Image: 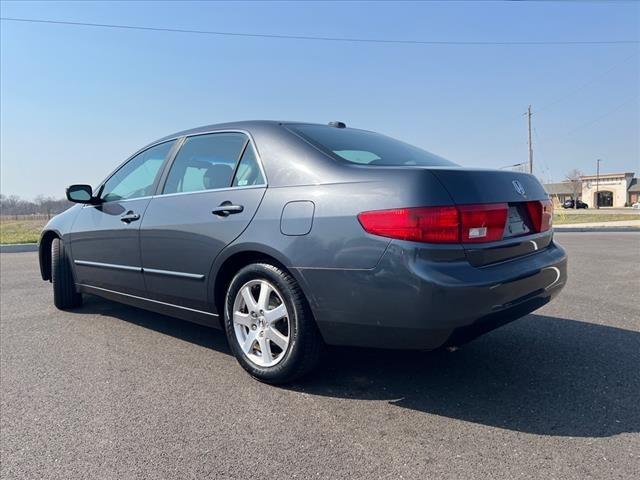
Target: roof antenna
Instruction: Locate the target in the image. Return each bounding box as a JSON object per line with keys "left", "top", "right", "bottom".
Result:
{"left": 328, "top": 121, "right": 346, "bottom": 128}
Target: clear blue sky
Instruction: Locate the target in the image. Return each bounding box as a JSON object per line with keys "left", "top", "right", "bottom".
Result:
{"left": 1, "top": 0, "right": 638, "bottom": 199}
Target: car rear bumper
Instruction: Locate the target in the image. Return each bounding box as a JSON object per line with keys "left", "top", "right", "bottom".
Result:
{"left": 297, "top": 238, "right": 567, "bottom": 349}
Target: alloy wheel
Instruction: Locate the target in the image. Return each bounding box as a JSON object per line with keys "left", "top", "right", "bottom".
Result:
{"left": 232, "top": 279, "right": 290, "bottom": 367}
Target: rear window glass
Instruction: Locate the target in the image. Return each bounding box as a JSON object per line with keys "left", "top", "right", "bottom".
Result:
{"left": 286, "top": 124, "right": 457, "bottom": 167}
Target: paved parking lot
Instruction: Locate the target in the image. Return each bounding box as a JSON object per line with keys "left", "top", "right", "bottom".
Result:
{"left": 1, "top": 233, "right": 639, "bottom": 479}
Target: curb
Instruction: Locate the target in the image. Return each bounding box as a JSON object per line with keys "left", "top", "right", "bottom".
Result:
{"left": 554, "top": 227, "right": 640, "bottom": 233}
{"left": 1, "top": 229, "right": 636, "bottom": 253}
{"left": 0, "top": 243, "right": 39, "bottom": 253}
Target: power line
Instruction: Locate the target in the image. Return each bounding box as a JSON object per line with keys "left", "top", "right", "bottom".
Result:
{"left": 523, "top": 95, "right": 638, "bottom": 181}
{"left": 563, "top": 96, "right": 639, "bottom": 137}
{"left": 535, "top": 52, "right": 639, "bottom": 114}
{"left": 1, "top": 16, "right": 639, "bottom": 46}
{"left": 532, "top": 126, "right": 554, "bottom": 183}
{"left": 503, "top": 52, "right": 638, "bottom": 129}
{"left": 533, "top": 97, "right": 638, "bottom": 145}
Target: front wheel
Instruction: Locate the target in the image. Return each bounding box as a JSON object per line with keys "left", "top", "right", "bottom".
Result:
{"left": 224, "top": 263, "right": 322, "bottom": 384}
{"left": 51, "top": 238, "right": 82, "bottom": 310}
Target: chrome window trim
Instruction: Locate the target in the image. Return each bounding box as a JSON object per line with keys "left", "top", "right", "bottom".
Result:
{"left": 87, "top": 129, "right": 267, "bottom": 208}
{"left": 157, "top": 129, "right": 268, "bottom": 196}
{"left": 152, "top": 184, "right": 266, "bottom": 200}
{"left": 78, "top": 284, "right": 219, "bottom": 317}
{"left": 81, "top": 195, "right": 155, "bottom": 208}
{"left": 82, "top": 183, "right": 267, "bottom": 205}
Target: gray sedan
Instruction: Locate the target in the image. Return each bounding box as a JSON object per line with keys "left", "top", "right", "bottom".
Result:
{"left": 39, "top": 121, "right": 567, "bottom": 383}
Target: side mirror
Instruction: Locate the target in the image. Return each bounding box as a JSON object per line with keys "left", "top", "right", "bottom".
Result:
{"left": 66, "top": 184, "right": 97, "bottom": 204}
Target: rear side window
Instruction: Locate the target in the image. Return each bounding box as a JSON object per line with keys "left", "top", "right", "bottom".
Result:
{"left": 286, "top": 124, "right": 457, "bottom": 167}
{"left": 233, "top": 144, "right": 265, "bottom": 187}
{"left": 163, "top": 133, "right": 247, "bottom": 194}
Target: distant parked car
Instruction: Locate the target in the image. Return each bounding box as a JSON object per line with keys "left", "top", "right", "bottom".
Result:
{"left": 563, "top": 199, "right": 588, "bottom": 209}
{"left": 632, "top": 202, "right": 640, "bottom": 209}
{"left": 38, "top": 121, "right": 567, "bottom": 383}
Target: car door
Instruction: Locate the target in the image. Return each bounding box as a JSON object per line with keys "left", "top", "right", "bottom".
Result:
{"left": 140, "top": 132, "right": 267, "bottom": 312}
{"left": 69, "top": 140, "right": 176, "bottom": 296}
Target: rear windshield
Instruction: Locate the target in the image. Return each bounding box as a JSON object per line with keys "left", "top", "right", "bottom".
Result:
{"left": 286, "top": 124, "right": 457, "bottom": 167}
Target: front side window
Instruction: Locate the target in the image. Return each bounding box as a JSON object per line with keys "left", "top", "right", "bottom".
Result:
{"left": 163, "top": 133, "right": 248, "bottom": 194}
{"left": 286, "top": 124, "right": 457, "bottom": 167}
{"left": 101, "top": 140, "right": 175, "bottom": 202}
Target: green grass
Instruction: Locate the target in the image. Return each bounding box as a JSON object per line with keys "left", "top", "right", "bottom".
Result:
{"left": 553, "top": 213, "right": 639, "bottom": 225}
{"left": 0, "top": 212, "right": 636, "bottom": 244}
{"left": 0, "top": 218, "right": 48, "bottom": 244}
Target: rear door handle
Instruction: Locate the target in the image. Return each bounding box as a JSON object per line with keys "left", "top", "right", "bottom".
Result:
{"left": 120, "top": 211, "right": 141, "bottom": 223}
{"left": 211, "top": 201, "right": 244, "bottom": 217}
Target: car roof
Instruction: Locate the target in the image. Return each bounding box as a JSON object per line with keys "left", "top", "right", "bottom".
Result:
{"left": 141, "top": 120, "right": 358, "bottom": 188}
{"left": 154, "top": 120, "right": 340, "bottom": 144}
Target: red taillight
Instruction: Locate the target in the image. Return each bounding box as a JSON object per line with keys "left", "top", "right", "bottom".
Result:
{"left": 541, "top": 199, "right": 554, "bottom": 231}
{"left": 357, "top": 206, "right": 460, "bottom": 243}
{"left": 357, "top": 203, "right": 508, "bottom": 244}
{"left": 526, "top": 199, "right": 553, "bottom": 233}
{"left": 458, "top": 203, "right": 508, "bottom": 243}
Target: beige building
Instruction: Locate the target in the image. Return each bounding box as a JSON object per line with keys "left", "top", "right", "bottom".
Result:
{"left": 544, "top": 172, "right": 638, "bottom": 208}
{"left": 580, "top": 172, "right": 635, "bottom": 208}
{"left": 544, "top": 182, "right": 576, "bottom": 206}
{"left": 629, "top": 179, "right": 640, "bottom": 205}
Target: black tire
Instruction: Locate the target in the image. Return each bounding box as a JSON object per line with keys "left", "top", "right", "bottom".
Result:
{"left": 51, "top": 237, "right": 82, "bottom": 310}
{"left": 224, "top": 262, "right": 323, "bottom": 384}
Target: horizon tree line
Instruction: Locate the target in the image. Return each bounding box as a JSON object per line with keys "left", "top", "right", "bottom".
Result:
{"left": 0, "top": 194, "right": 73, "bottom": 218}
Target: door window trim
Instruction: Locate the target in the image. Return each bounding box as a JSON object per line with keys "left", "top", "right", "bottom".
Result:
{"left": 155, "top": 129, "right": 268, "bottom": 198}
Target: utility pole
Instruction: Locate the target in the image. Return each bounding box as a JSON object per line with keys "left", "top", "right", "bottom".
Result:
{"left": 596, "top": 158, "right": 602, "bottom": 209}
{"left": 527, "top": 105, "right": 533, "bottom": 175}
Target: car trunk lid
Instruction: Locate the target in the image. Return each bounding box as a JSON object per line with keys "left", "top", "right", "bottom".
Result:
{"left": 429, "top": 167, "right": 549, "bottom": 204}
{"left": 429, "top": 167, "right": 553, "bottom": 266}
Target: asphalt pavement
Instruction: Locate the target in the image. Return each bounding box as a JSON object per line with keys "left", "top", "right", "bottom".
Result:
{"left": 1, "top": 233, "right": 639, "bottom": 479}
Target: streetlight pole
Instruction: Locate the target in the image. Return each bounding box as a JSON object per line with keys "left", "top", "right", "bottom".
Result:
{"left": 596, "top": 158, "right": 602, "bottom": 209}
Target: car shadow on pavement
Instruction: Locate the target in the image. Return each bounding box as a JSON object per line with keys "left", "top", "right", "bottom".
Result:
{"left": 77, "top": 295, "right": 232, "bottom": 353}
{"left": 292, "top": 314, "right": 640, "bottom": 438}
{"left": 76, "top": 296, "right": 638, "bottom": 438}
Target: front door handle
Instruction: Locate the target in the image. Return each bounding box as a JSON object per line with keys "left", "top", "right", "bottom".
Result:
{"left": 211, "top": 201, "right": 244, "bottom": 217}
{"left": 120, "top": 211, "right": 141, "bottom": 223}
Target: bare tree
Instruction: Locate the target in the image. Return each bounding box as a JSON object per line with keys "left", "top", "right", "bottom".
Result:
{"left": 564, "top": 169, "right": 584, "bottom": 209}
{"left": 1, "top": 194, "right": 72, "bottom": 218}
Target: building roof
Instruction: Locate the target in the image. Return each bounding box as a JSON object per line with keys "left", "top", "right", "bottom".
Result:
{"left": 629, "top": 178, "right": 640, "bottom": 192}
{"left": 580, "top": 172, "right": 634, "bottom": 180}
{"left": 544, "top": 182, "right": 574, "bottom": 195}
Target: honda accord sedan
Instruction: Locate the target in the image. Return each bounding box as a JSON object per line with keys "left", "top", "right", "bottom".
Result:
{"left": 39, "top": 121, "right": 567, "bottom": 383}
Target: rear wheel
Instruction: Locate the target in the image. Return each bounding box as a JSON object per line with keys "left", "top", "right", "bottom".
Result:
{"left": 51, "top": 238, "right": 82, "bottom": 309}
{"left": 224, "top": 262, "right": 322, "bottom": 384}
